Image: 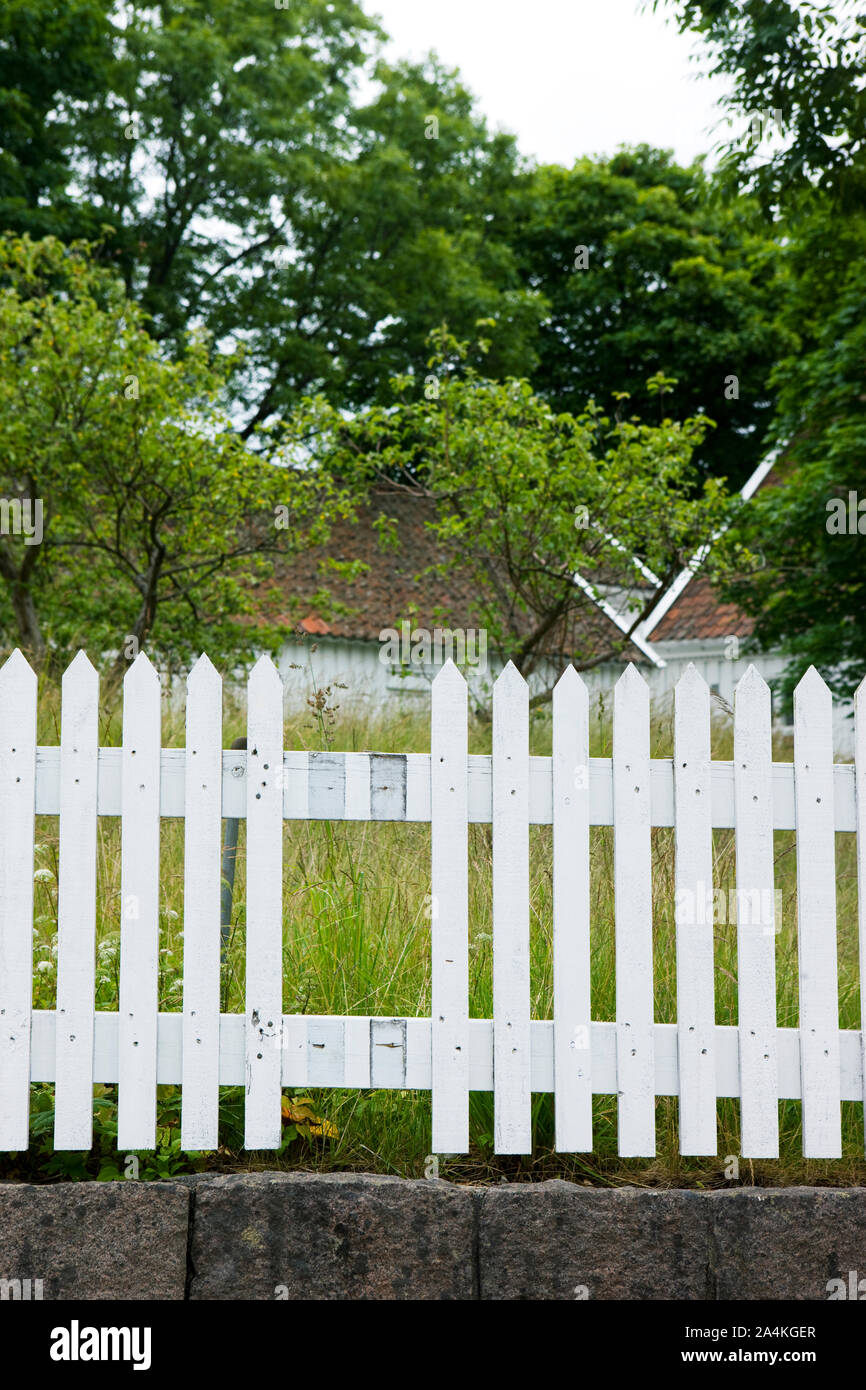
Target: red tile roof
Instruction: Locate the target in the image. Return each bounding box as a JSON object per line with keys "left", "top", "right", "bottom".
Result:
{"left": 265, "top": 486, "right": 648, "bottom": 665}
{"left": 649, "top": 574, "right": 755, "bottom": 641}
{"left": 645, "top": 459, "right": 786, "bottom": 642}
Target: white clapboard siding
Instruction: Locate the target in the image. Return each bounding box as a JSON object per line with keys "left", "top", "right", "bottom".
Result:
{"left": 54, "top": 652, "right": 99, "bottom": 1150}
{"left": 181, "top": 655, "right": 223, "bottom": 1150}
{"left": 244, "top": 656, "right": 284, "bottom": 1149}
{"left": 492, "top": 662, "right": 531, "bottom": 1153}
{"left": 613, "top": 665, "right": 655, "bottom": 1156}
{"left": 431, "top": 661, "right": 469, "bottom": 1154}
{"left": 856, "top": 677, "right": 866, "bottom": 1152}
{"left": 117, "top": 654, "right": 162, "bottom": 1150}
{"left": 793, "top": 667, "right": 841, "bottom": 1157}
{"left": 673, "top": 664, "right": 717, "bottom": 1155}
{"left": 733, "top": 666, "right": 779, "bottom": 1158}
{"left": 0, "top": 650, "right": 37, "bottom": 1150}
{"left": 552, "top": 666, "right": 592, "bottom": 1151}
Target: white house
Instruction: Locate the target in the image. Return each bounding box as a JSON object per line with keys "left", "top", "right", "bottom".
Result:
{"left": 269, "top": 484, "right": 649, "bottom": 715}
{"left": 268, "top": 455, "right": 855, "bottom": 751}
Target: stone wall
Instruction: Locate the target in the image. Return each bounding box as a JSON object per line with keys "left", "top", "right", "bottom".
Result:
{"left": 1, "top": 1174, "right": 864, "bottom": 1300}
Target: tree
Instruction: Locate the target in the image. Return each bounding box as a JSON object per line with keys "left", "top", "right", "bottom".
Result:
{"left": 655, "top": 0, "right": 866, "bottom": 690}
{"left": 227, "top": 56, "right": 547, "bottom": 433}
{"left": 0, "top": 0, "right": 115, "bottom": 241}
{"left": 0, "top": 2, "right": 543, "bottom": 425}
{"left": 649, "top": 0, "right": 866, "bottom": 208}
{"left": 509, "top": 146, "right": 785, "bottom": 486}
{"left": 0, "top": 234, "right": 357, "bottom": 675}
{"left": 285, "top": 330, "right": 735, "bottom": 699}
{"left": 710, "top": 239, "right": 866, "bottom": 701}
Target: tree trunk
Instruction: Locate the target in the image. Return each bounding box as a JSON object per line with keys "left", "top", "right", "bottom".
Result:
{"left": 9, "top": 580, "right": 46, "bottom": 665}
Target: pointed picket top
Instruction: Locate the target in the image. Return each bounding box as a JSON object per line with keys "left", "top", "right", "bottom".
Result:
{"left": 493, "top": 659, "right": 527, "bottom": 692}
{"left": 61, "top": 652, "right": 98, "bottom": 711}
{"left": 554, "top": 663, "right": 587, "bottom": 696}
{"left": 123, "top": 649, "right": 158, "bottom": 691}
{"left": 60, "top": 651, "right": 98, "bottom": 707}
{"left": 734, "top": 665, "right": 772, "bottom": 726}
{"left": 553, "top": 664, "right": 588, "bottom": 729}
{"left": 794, "top": 664, "right": 831, "bottom": 705}
{"left": 187, "top": 651, "right": 220, "bottom": 690}
{"left": 433, "top": 657, "right": 466, "bottom": 691}
{"left": 675, "top": 661, "right": 709, "bottom": 696}
{"left": 615, "top": 661, "right": 649, "bottom": 693}
{"left": 247, "top": 652, "right": 282, "bottom": 694}
{"left": 62, "top": 649, "right": 97, "bottom": 680}
{"left": 614, "top": 663, "right": 649, "bottom": 722}
{"left": 735, "top": 663, "right": 769, "bottom": 696}
{"left": 0, "top": 647, "right": 36, "bottom": 690}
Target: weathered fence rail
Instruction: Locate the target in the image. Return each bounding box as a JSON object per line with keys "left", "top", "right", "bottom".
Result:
{"left": 1, "top": 649, "right": 865, "bottom": 1160}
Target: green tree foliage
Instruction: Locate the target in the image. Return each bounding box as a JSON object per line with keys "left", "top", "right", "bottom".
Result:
{"left": 287, "top": 330, "right": 734, "bottom": 695}
{"left": 0, "top": 235, "right": 357, "bottom": 673}
{"left": 712, "top": 234, "right": 866, "bottom": 700}
{"left": 0, "top": 0, "right": 115, "bottom": 240}
{"left": 509, "top": 146, "right": 785, "bottom": 485}
{"left": 228, "top": 56, "right": 546, "bottom": 433}
{"left": 0, "top": 2, "right": 784, "bottom": 475}
{"left": 650, "top": 0, "right": 866, "bottom": 207}
{"left": 0, "top": 1, "right": 542, "bottom": 427}
{"left": 657, "top": 1, "right": 866, "bottom": 686}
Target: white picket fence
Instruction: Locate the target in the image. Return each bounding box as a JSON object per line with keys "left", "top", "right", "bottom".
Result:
{"left": 1, "top": 648, "right": 865, "bottom": 1159}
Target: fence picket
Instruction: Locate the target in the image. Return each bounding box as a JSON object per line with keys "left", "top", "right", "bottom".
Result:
{"left": 0, "top": 648, "right": 861, "bottom": 1161}
{"left": 613, "top": 664, "right": 655, "bottom": 1156}
{"left": 552, "top": 666, "right": 592, "bottom": 1151}
{"left": 181, "top": 655, "right": 223, "bottom": 1149}
{"left": 794, "top": 667, "right": 841, "bottom": 1157}
{"left": 54, "top": 652, "right": 99, "bottom": 1150}
{"left": 244, "top": 655, "right": 284, "bottom": 1149}
{"left": 431, "top": 661, "right": 469, "bottom": 1154}
{"left": 0, "top": 650, "right": 37, "bottom": 1150}
{"left": 674, "top": 664, "right": 717, "bottom": 1155}
{"left": 492, "top": 662, "right": 531, "bottom": 1153}
{"left": 117, "top": 654, "right": 161, "bottom": 1151}
{"left": 733, "top": 665, "right": 779, "bottom": 1157}
{"left": 856, "top": 678, "right": 866, "bottom": 1152}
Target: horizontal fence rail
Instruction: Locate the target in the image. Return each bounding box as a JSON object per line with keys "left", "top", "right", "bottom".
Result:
{"left": 24, "top": 751, "right": 860, "bottom": 829}
{"left": 1, "top": 648, "right": 865, "bottom": 1161}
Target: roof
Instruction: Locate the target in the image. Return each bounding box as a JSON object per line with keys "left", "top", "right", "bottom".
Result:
{"left": 266, "top": 486, "right": 649, "bottom": 665}
{"left": 649, "top": 573, "right": 756, "bottom": 641}
{"left": 638, "top": 450, "right": 787, "bottom": 646}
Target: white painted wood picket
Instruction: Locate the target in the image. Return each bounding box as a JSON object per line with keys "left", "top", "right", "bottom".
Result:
{"left": 1, "top": 648, "right": 865, "bottom": 1160}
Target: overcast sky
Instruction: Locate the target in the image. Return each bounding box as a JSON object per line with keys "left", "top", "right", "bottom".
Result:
{"left": 368, "top": 0, "right": 733, "bottom": 167}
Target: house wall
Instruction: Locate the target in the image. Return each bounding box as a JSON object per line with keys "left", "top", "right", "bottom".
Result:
{"left": 649, "top": 638, "right": 855, "bottom": 756}
{"left": 277, "top": 634, "right": 856, "bottom": 755}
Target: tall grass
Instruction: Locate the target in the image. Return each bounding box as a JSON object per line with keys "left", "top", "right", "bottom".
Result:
{"left": 9, "top": 667, "right": 865, "bottom": 1187}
